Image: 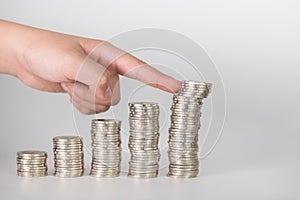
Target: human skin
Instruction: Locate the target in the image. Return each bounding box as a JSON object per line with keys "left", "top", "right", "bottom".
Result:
{"left": 0, "top": 20, "right": 181, "bottom": 114}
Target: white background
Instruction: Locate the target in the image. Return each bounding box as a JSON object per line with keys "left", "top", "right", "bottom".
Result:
{"left": 0, "top": 0, "right": 299, "bottom": 199}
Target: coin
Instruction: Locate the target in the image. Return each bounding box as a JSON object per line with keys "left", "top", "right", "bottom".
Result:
{"left": 90, "top": 119, "right": 121, "bottom": 178}
{"left": 127, "top": 102, "right": 160, "bottom": 178}
{"left": 53, "top": 136, "right": 84, "bottom": 178}
{"left": 168, "top": 81, "right": 211, "bottom": 178}
{"left": 16, "top": 150, "right": 48, "bottom": 177}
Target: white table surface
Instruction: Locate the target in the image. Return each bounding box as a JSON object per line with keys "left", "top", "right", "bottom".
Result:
{"left": 0, "top": 156, "right": 297, "bottom": 200}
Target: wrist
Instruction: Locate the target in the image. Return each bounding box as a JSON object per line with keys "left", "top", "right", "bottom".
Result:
{"left": 0, "top": 20, "right": 32, "bottom": 77}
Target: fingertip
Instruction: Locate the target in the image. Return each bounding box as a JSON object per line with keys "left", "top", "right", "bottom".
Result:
{"left": 171, "top": 79, "right": 182, "bottom": 93}
{"left": 148, "top": 78, "right": 182, "bottom": 94}
{"left": 160, "top": 77, "right": 182, "bottom": 94}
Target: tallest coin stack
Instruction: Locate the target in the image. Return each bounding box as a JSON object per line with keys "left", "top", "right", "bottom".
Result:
{"left": 168, "top": 81, "right": 212, "bottom": 178}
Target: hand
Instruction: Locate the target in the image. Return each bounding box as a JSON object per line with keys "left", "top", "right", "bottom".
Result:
{"left": 0, "top": 20, "right": 181, "bottom": 114}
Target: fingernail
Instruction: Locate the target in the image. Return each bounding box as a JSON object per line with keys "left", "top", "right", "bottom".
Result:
{"left": 174, "top": 80, "right": 182, "bottom": 93}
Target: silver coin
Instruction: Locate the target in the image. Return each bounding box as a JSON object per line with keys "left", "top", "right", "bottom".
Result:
{"left": 91, "top": 167, "right": 120, "bottom": 172}
{"left": 168, "top": 81, "right": 211, "bottom": 176}
{"left": 53, "top": 135, "right": 84, "bottom": 177}
{"left": 92, "top": 162, "right": 120, "bottom": 166}
{"left": 54, "top": 172, "right": 83, "bottom": 178}
{"left": 128, "top": 102, "right": 160, "bottom": 178}
{"left": 53, "top": 135, "right": 82, "bottom": 141}
{"left": 128, "top": 173, "right": 158, "bottom": 179}
{"left": 90, "top": 118, "right": 122, "bottom": 178}
{"left": 17, "top": 164, "right": 47, "bottom": 169}
{"left": 92, "top": 162, "right": 120, "bottom": 167}
{"left": 167, "top": 173, "right": 198, "bottom": 178}
{"left": 129, "top": 102, "right": 159, "bottom": 106}
{"left": 17, "top": 157, "right": 46, "bottom": 162}
{"left": 16, "top": 150, "right": 48, "bottom": 177}
{"left": 17, "top": 150, "right": 47, "bottom": 157}
{"left": 17, "top": 172, "right": 48, "bottom": 177}
{"left": 92, "top": 118, "right": 121, "bottom": 124}
{"left": 90, "top": 172, "right": 120, "bottom": 178}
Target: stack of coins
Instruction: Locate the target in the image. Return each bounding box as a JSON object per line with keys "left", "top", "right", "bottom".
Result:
{"left": 128, "top": 102, "right": 160, "bottom": 178}
{"left": 168, "top": 81, "right": 212, "bottom": 178}
{"left": 90, "top": 119, "right": 122, "bottom": 178}
{"left": 53, "top": 136, "right": 84, "bottom": 177}
{"left": 16, "top": 151, "right": 48, "bottom": 177}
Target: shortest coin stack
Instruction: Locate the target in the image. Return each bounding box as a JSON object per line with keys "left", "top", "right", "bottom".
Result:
{"left": 90, "top": 119, "right": 122, "bottom": 178}
{"left": 53, "top": 136, "right": 84, "bottom": 178}
{"left": 16, "top": 151, "right": 48, "bottom": 177}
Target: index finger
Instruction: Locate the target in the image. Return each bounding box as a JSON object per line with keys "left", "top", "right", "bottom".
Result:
{"left": 85, "top": 41, "right": 182, "bottom": 93}
{"left": 114, "top": 53, "right": 182, "bottom": 93}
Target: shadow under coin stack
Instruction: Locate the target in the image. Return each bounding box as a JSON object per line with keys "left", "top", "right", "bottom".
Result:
{"left": 53, "top": 136, "right": 84, "bottom": 177}
{"left": 90, "top": 119, "right": 121, "bottom": 177}
{"left": 128, "top": 102, "right": 160, "bottom": 178}
{"left": 16, "top": 151, "right": 48, "bottom": 177}
{"left": 168, "top": 81, "right": 212, "bottom": 178}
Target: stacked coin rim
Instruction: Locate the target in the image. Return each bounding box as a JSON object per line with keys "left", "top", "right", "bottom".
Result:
{"left": 53, "top": 136, "right": 84, "bottom": 178}
{"left": 90, "top": 119, "right": 122, "bottom": 178}
{"left": 16, "top": 150, "right": 48, "bottom": 177}
{"left": 128, "top": 102, "right": 160, "bottom": 178}
{"left": 168, "top": 81, "right": 211, "bottom": 178}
